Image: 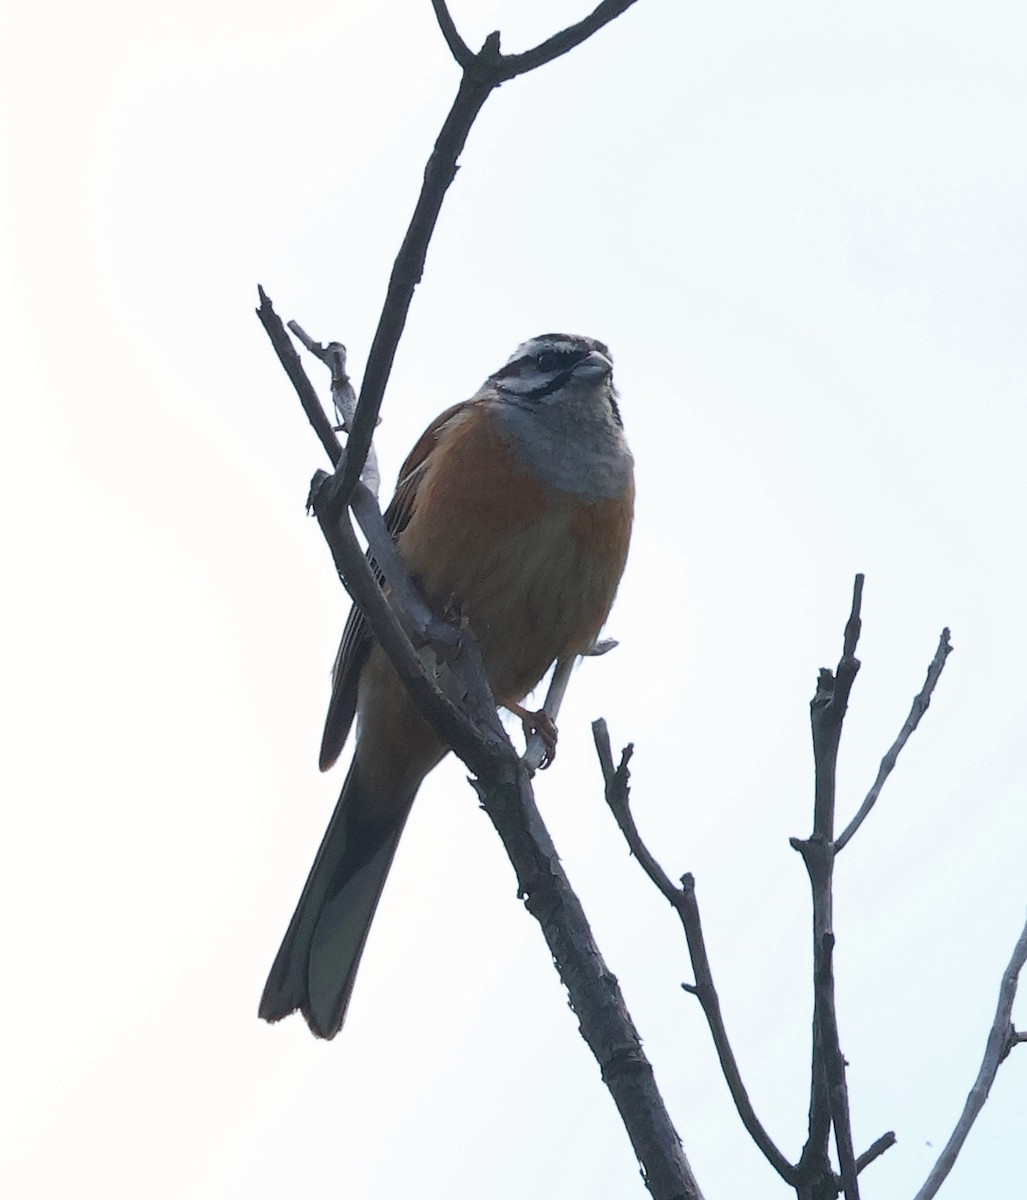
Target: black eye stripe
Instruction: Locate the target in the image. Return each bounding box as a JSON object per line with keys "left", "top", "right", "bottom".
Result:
{"left": 493, "top": 348, "right": 584, "bottom": 381}
{"left": 535, "top": 348, "right": 587, "bottom": 372}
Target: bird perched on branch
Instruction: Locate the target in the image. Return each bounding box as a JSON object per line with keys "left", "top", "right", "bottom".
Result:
{"left": 259, "top": 332, "right": 635, "bottom": 1039}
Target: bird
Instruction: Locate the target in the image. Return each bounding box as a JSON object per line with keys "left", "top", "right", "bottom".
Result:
{"left": 259, "top": 332, "right": 635, "bottom": 1039}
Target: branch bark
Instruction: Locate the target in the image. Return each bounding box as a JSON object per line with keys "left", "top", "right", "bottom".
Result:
{"left": 913, "top": 914, "right": 1027, "bottom": 1200}
{"left": 429, "top": 0, "right": 476, "bottom": 70}
{"left": 256, "top": 286, "right": 342, "bottom": 467}
{"left": 593, "top": 720, "right": 797, "bottom": 1188}
{"left": 791, "top": 575, "right": 864, "bottom": 1199}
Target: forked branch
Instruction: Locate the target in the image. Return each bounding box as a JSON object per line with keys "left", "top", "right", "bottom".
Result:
{"left": 593, "top": 716, "right": 898, "bottom": 1198}
{"left": 592, "top": 578, "right": 998, "bottom": 1197}
{"left": 341, "top": 0, "right": 642, "bottom": 505}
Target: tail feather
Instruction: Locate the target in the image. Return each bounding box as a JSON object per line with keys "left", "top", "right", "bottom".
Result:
{"left": 259, "top": 761, "right": 414, "bottom": 1039}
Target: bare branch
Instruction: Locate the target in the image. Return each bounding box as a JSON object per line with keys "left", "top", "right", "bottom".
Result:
{"left": 835, "top": 628, "right": 953, "bottom": 851}
{"left": 812, "top": 573, "right": 864, "bottom": 838}
{"left": 349, "top": 478, "right": 462, "bottom": 659}
{"left": 855, "top": 1130, "right": 897, "bottom": 1174}
{"left": 793, "top": 574, "right": 865, "bottom": 1187}
{"left": 430, "top": 0, "right": 477, "bottom": 69}
{"left": 339, "top": 0, "right": 643, "bottom": 505}
{"left": 307, "top": 471, "right": 507, "bottom": 770}
{"left": 259, "top": 291, "right": 502, "bottom": 765}
{"left": 475, "top": 754, "right": 705, "bottom": 1200}
{"left": 256, "top": 287, "right": 342, "bottom": 468}
{"left": 497, "top": 0, "right": 642, "bottom": 80}
{"left": 256, "top": 298, "right": 435, "bottom": 656}
{"left": 816, "top": 933, "right": 860, "bottom": 1200}
{"left": 593, "top": 720, "right": 797, "bottom": 1187}
{"left": 287, "top": 321, "right": 382, "bottom": 498}
{"left": 914, "top": 913, "right": 1027, "bottom": 1200}
{"left": 841, "top": 574, "right": 863, "bottom": 661}
{"left": 338, "top": 73, "right": 496, "bottom": 503}
{"left": 593, "top": 720, "right": 667, "bottom": 897}
{"left": 284, "top": 319, "right": 327, "bottom": 359}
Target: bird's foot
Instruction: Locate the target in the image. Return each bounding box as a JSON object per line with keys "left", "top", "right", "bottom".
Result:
{"left": 507, "top": 703, "right": 558, "bottom": 769}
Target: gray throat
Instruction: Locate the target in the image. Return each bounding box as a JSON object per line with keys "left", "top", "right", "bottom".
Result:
{"left": 492, "top": 386, "right": 633, "bottom": 502}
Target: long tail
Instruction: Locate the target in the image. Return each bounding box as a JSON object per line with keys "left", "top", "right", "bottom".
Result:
{"left": 259, "top": 759, "right": 416, "bottom": 1039}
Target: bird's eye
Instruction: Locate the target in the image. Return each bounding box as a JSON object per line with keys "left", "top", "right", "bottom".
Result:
{"left": 535, "top": 348, "right": 578, "bottom": 373}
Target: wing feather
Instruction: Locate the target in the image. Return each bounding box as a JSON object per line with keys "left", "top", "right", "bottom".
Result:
{"left": 317, "top": 400, "right": 471, "bottom": 771}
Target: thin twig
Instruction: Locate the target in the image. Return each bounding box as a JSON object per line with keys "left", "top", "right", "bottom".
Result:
{"left": 841, "top": 575, "right": 863, "bottom": 662}
{"left": 593, "top": 720, "right": 797, "bottom": 1187}
{"left": 855, "top": 1131, "right": 897, "bottom": 1174}
{"left": 429, "top": 0, "right": 476, "bottom": 69}
{"left": 259, "top": 293, "right": 473, "bottom": 731}
{"left": 338, "top": 0, "right": 642, "bottom": 506}
{"left": 256, "top": 286, "right": 342, "bottom": 467}
{"left": 497, "top": 0, "right": 642, "bottom": 79}
{"left": 338, "top": 71, "right": 495, "bottom": 504}
{"left": 835, "top": 628, "right": 953, "bottom": 851}
{"left": 913, "top": 913, "right": 1027, "bottom": 1200}
{"left": 258, "top": 296, "right": 458, "bottom": 667}
{"left": 288, "top": 321, "right": 382, "bottom": 498}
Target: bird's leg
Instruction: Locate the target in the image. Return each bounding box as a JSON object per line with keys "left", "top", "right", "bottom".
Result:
{"left": 506, "top": 702, "right": 559, "bottom": 769}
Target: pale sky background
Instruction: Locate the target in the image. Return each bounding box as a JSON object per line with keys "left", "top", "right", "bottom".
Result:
{"left": 2, "top": 1, "right": 1026, "bottom": 1197}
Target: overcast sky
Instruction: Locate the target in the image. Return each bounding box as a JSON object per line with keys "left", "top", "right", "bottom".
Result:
{"left": 3, "top": 1, "right": 1026, "bottom": 1197}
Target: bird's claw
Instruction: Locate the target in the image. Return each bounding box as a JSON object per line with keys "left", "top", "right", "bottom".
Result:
{"left": 508, "top": 703, "right": 559, "bottom": 769}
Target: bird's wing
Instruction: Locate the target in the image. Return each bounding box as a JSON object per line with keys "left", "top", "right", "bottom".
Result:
{"left": 317, "top": 400, "right": 471, "bottom": 771}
